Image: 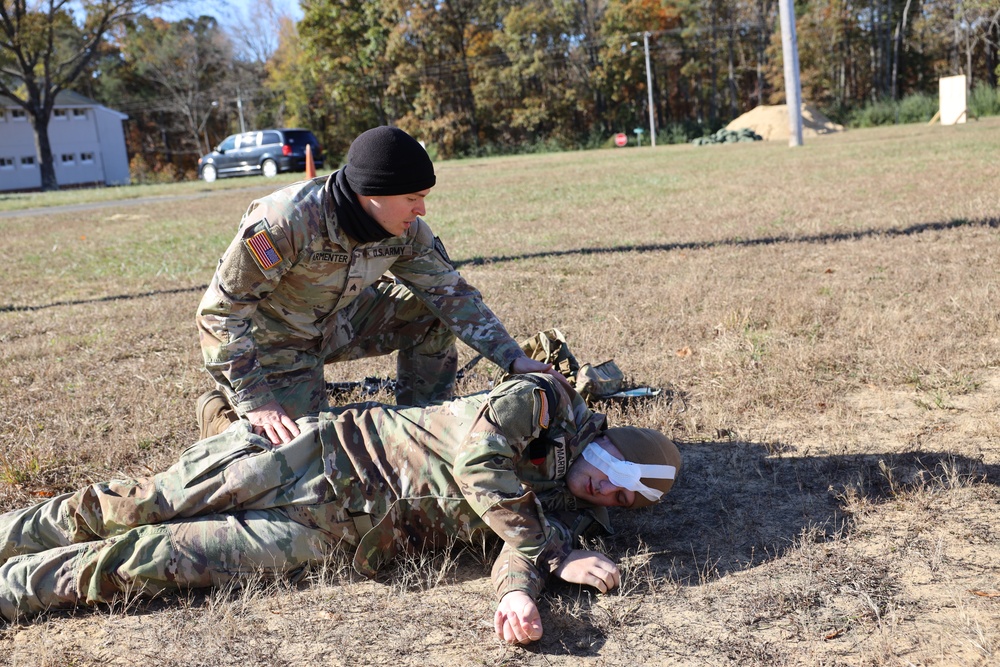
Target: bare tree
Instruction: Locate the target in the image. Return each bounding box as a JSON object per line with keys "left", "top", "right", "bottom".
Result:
{"left": 124, "top": 15, "right": 233, "bottom": 156}
{"left": 233, "top": 0, "right": 282, "bottom": 63}
{"left": 227, "top": 0, "right": 294, "bottom": 133}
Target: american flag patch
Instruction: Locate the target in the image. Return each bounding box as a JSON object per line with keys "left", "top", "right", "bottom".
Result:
{"left": 245, "top": 229, "right": 282, "bottom": 270}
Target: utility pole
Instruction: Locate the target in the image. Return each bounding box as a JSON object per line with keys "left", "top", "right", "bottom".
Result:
{"left": 777, "top": 0, "right": 804, "bottom": 146}
{"left": 643, "top": 31, "right": 656, "bottom": 147}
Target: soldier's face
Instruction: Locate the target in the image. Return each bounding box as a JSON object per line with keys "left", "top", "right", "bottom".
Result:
{"left": 358, "top": 189, "right": 431, "bottom": 237}
{"left": 565, "top": 437, "right": 637, "bottom": 508}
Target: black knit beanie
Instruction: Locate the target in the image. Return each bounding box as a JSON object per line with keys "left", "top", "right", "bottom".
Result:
{"left": 344, "top": 126, "right": 436, "bottom": 196}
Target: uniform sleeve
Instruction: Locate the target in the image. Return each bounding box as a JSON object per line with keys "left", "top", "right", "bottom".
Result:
{"left": 452, "top": 375, "right": 577, "bottom": 585}
{"left": 388, "top": 219, "right": 523, "bottom": 371}
{"left": 195, "top": 203, "right": 296, "bottom": 412}
{"left": 490, "top": 515, "right": 574, "bottom": 601}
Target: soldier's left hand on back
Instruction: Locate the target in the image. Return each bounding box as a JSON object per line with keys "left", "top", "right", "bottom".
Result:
{"left": 245, "top": 401, "right": 301, "bottom": 446}
{"left": 553, "top": 550, "right": 621, "bottom": 593}
{"left": 509, "top": 356, "right": 573, "bottom": 390}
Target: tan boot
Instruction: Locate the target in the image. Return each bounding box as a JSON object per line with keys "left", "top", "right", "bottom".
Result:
{"left": 196, "top": 390, "right": 239, "bottom": 440}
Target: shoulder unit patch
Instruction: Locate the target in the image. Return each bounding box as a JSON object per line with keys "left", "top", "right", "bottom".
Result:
{"left": 245, "top": 228, "right": 282, "bottom": 270}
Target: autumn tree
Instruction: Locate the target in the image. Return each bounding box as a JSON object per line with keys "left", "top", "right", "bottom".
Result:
{"left": 387, "top": 0, "right": 506, "bottom": 156}
{"left": 597, "top": 1, "right": 692, "bottom": 131}
{"left": 474, "top": 1, "right": 581, "bottom": 148}
{"left": 281, "top": 0, "right": 397, "bottom": 160}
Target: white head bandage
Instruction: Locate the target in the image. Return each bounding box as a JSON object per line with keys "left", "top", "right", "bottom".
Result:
{"left": 582, "top": 442, "right": 677, "bottom": 502}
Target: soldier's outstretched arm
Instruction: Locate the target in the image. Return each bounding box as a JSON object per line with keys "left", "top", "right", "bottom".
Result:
{"left": 454, "top": 375, "right": 581, "bottom": 570}
{"left": 489, "top": 544, "right": 620, "bottom": 644}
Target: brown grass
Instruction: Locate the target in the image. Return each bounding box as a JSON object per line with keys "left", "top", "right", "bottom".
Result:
{"left": 2, "top": 119, "right": 1000, "bottom": 665}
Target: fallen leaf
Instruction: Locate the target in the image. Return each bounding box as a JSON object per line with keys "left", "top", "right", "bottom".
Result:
{"left": 969, "top": 589, "right": 1000, "bottom": 598}
{"left": 824, "top": 628, "right": 843, "bottom": 640}
{"left": 675, "top": 346, "right": 692, "bottom": 358}
{"left": 824, "top": 268, "right": 834, "bottom": 273}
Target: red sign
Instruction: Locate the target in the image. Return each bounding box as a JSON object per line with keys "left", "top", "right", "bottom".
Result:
{"left": 614, "top": 133, "right": 628, "bottom": 147}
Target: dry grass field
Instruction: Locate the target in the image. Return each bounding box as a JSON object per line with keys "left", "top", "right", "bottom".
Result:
{"left": 1, "top": 119, "right": 999, "bottom": 666}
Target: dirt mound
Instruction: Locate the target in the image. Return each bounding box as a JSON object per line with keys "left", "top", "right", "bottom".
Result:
{"left": 726, "top": 103, "right": 844, "bottom": 141}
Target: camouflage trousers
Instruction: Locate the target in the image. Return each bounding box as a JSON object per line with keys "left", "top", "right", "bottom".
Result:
{"left": 257, "top": 281, "right": 459, "bottom": 421}
{"left": 0, "top": 422, "right": 357, "bottom": 621}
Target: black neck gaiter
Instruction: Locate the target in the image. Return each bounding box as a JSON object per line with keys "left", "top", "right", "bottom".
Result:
{"left": 330, "top": 169, "right": 393, "bottom": 244}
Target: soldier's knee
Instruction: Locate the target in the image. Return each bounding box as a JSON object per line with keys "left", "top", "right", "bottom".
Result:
{"left": 408, "top": 322, "right": 456, "bottom": 355}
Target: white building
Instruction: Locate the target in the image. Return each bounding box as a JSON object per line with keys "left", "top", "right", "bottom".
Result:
{"left": 0, "top": 90, "right": 130, "bottom": 192}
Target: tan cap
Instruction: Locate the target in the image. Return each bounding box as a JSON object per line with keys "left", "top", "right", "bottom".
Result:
{"left": 603, "top": 427, "right": 682, "bottom": 508}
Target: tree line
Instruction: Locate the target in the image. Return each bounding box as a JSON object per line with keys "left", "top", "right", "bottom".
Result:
{"left": 3, "top": 0, "right": 999, "bottom": 188}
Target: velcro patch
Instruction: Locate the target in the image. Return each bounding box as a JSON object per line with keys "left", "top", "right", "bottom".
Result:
{"left": 433, "top": 236, "right": 453, "bottom": 265}
{"left": 245, "top": 229, "right": 282, "bottom": 270}
{"left": 311, "top": 251, "right": 350, "bottom": 263}
{"left": 363, "top": 244, "right": 412, "bottom": 259}
{"left": 536, "top": 389, "right": 550, "bottom": 430}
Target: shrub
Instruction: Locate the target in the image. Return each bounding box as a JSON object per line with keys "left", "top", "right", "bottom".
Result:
{"left": 969, "top": 82, "right": 1000, "bottom": 118}
{"left": 129, "top": 153, "right": 154, "bottom": 184}
{"left": 658, "top": 119, "right": 716, "bottom": 145}
{"left": 129, "top": 153, "right": 183, "bottom": 184}
{"left": 849, "top": 99, "right": 897, "bottom": 128}
{"left": 897, "top": 92, "right": 937, "bottom": 123}
{"left": 846, "top": 85, "right": 1000, "bottom": 129}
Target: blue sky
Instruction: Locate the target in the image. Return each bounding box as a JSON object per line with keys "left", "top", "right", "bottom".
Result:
{"left": 158, "top": 0, "right": 303, "bottom": 26}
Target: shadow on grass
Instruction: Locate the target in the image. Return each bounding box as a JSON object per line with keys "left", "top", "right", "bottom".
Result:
{"left": 611, "top": 440, "right": 999, "bottom": 583}
{"left": 4, "top": 215, "right": 996, "bottom": 313}
{"left": 525, "top": 442, "right": 999, "bottom": 657}
{"left": 0, "top": 284, "right": 210, "bottom": 313}
{"left": 455, "top": 215, "right": 1000, "bottom": 268}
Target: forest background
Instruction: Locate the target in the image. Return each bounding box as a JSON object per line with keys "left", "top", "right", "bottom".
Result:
{"left": 5, "top": 0, "right": 1000, "bottom": 182}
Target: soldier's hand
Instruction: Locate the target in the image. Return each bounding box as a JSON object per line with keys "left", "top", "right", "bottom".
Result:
{"left": 553, "top": 550, "right": 620, "bottom": 593}
{"left": 495, "top": 591, "right": 543, "bottom": 644}
{"left": 509, "top": 355, "right": 573, "bottom": 391}
{"left": 246, "top": 401, "right": 300, "bottom": 446}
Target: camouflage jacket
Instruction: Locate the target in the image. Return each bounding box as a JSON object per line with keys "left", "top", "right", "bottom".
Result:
{"left": 197, "top": 173, "right": 524, "bottom": 413}
{"left": 310, "top": 373, "right": 610, "bottom": 601}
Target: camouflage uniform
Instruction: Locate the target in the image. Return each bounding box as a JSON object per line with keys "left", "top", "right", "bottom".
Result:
{"left": 196, "top": 173, "right": 524, "bottom": 416}
{"left": 0, "top": 374, "right": 612, "bottom": 621}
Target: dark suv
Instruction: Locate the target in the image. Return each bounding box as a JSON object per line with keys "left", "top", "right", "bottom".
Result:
{"left": 198, "top": 129, "right": 323, "bottom": 182}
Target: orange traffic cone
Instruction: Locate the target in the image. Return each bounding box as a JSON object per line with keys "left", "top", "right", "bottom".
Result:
{"left": 305, "top": 144, "right": 316, "bottom": 179}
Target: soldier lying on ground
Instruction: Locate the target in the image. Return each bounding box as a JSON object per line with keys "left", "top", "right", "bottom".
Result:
{"left": 0, "top": 374, "right": 680, "bottom": 644}
{"left": 197, "top": 125, "right": 565, "bottom": 446}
